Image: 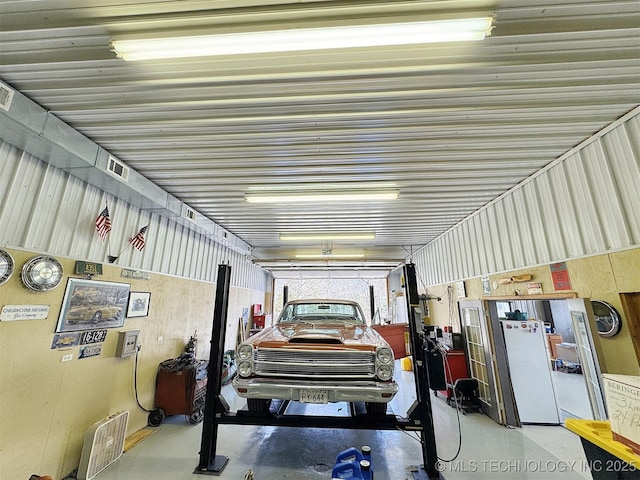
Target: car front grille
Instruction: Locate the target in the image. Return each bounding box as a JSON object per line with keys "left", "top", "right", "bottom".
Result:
{"left": 254, "top": 348, "right": 376, "bottom": 378}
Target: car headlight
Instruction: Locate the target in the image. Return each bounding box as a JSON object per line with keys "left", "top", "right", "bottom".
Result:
{"left": 237, "top": 343, "right": 254, "bottom": 361}
{"left": 376, "top": 364, "right": 393, "bottom": 381}
{"left": 376, "top": 346, "right": 394, "bottom": 365}
{"left": 238, "top": 361, "right": 253, "bottom": 378}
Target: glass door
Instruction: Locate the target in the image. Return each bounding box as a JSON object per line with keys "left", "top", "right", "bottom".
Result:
{"left": 459, "top": 301, "right": 501, "bottom": 423}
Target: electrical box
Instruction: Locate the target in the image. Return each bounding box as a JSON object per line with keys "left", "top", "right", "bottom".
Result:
{"left": 116, "top": 330, "right": 140, "bottom": 358}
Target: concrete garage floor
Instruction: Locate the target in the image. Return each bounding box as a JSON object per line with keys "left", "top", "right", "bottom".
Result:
{"left": 98, "top": 364, "right": 592, "bottom": 480}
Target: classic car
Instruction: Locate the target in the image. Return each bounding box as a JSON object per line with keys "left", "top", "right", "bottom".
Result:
{"left": 65, "top": 304, "right": 124, "bottom": 324}
{"left": 232, "top": 299, "right": 398, "bottom": 415}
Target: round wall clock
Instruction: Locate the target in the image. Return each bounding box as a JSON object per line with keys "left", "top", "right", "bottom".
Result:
{"left": 591, "top": 300, "right": 622, "bottom": 338}
{"left": 0, "top": 249, "right": 15, "bottom": 285}
{"left": 21, "top": 255, "right": 64, "bottom": 291}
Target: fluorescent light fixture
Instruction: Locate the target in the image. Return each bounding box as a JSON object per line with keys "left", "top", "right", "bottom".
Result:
{"left": 112, "top": 17, "right": 494, "bottom": 61}
{"left": 245, "top": 191, "right": 398, "bottom": 203}
{"left": 280, "top": 232, "right": 375, "bottom": 241}
{"left": 295, "top": 253, "right": 366, "bottom": 259}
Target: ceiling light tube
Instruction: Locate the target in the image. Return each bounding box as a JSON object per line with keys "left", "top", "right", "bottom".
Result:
{"left": 112, "top": 17, "right": 494, "bottom": 61}
{"left": 280, "top": 232, "right": 375, "bottom": 241}
{"left": 245, "top": 191, "right": 398, "bottom": 203}
{"left": 295, "top": 253, "right": 366, "bottom": 259}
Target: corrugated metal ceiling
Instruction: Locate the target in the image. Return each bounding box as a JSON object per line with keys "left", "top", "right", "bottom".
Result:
{"left": 1, "top": 0, "right": 638, "bottom": 271}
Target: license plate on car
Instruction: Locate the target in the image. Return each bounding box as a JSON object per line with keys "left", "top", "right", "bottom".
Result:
{"left": 300, "top": 389, "right": 328, "bottom": 404}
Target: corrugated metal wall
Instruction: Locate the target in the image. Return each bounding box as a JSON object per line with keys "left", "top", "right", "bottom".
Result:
{"left": 413, "top": 111, "right": 640, "bottom": 285}
{"left": 0, "top": 141, "right": 271, "bottom": 291}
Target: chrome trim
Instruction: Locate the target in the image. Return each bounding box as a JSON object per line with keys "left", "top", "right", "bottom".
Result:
{"left": 233, "top": 376, "right": 398, "bottom": 403}
{"left": 253, "top": 347, "right": 376, "bottom": 378}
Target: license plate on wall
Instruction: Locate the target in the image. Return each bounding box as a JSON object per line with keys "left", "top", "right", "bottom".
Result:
{"left": 300, "top": 389, "right": 328, "bottom": 404}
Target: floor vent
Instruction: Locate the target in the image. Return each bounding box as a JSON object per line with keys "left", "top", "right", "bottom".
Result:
{"left": 78, "top": 411, "right": 129, "bottom": 480}
{"left": 0, "top": 82, "right": 15, "bottom": 111}
{"left": 106, "top": 156, "right": 130, "bottom": 182}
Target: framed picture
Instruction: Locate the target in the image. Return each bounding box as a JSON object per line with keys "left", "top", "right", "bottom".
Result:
{"left": 56, "top": 278, "right": 130, "bottom": 333}
{"left": 127, "top": 292, "right": 151, "bottom": 318}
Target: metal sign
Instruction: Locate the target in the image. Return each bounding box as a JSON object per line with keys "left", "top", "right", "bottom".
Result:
{"left": 1, "top": 305, "right": 49, "bottom": 321}
{"left": 79, "top": 344, "right": 102, "bottom": 359}
{"left": 121, "top": 269, "right": 151, "bottom": 280}
{"left": 75, "top": 261, "right": 103, "bottom": 276}
{"left": 79, "top": 329, "right": 108, "bottom": 345}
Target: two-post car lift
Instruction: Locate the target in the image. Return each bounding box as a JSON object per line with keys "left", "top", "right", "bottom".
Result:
{"left": 194, "top": 263, "right": 442, "bottom": 479}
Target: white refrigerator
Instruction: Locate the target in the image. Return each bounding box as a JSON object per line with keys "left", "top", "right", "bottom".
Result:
{"left": 502, "top": 320, "right": 560, "bottom": 424}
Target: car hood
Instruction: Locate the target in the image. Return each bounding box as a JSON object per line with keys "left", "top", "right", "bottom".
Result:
{"left": 247, "top": 323, "right": 389, "bottom": 350}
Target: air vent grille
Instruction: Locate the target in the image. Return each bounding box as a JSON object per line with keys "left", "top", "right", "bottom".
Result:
{"left": 0, "top": 82, "right": 15, "bottom": 111}
{"left": 184, "top": 208, "right": 196, "bottom": 221}
{"left": 107, "top": 156, "right": 130, "bottom": 182}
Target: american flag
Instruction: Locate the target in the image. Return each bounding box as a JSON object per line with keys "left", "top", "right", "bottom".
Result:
{"left": 130, "top": 225, "right": 148, "bottom": 251}
{"left": 95, "top": 206, "right": 112, "bottom": 240}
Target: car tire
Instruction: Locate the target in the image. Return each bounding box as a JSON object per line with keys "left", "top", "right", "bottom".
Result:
{"left": 247, "top": 398, "right": 271, "bottom": 413}
{"left": 92, "top": 311, "right": 102, "bottom": 323}
{"left": 365, "top": 402, "right": 387, "bottom": 415}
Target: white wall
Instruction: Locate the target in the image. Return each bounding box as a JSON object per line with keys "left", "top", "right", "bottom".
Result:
{"left": 0, "top": 141, "right": 271, "bottom": 291}
{"left": 413, "top": 109, "right": 640, "bottom": 284}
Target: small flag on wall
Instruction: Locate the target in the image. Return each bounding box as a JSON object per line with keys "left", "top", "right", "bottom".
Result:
{"left": 95, "top": 206, "right": 112, "bottom": 240}
{"left": 130, "top": 225, "right": 148, "bottom": 251}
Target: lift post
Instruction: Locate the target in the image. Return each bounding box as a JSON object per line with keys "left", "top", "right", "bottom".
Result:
{"left": 195, "top": 264, "right": 232, "bottom": 475}
{"left": 403, "top": 263, "right": 441, "bottom": 480}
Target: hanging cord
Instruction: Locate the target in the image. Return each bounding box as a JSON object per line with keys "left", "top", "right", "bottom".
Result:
{"left": 437, "top": 347, "right": 463, "bottom": 462}
{"left": 394, "top": 345, "right": 463, "bottom": 464}
{"left": 134, "top": 346, "right": 154, "bottom": 413}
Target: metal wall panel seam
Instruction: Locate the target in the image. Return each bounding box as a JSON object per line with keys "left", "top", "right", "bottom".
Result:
{"left": 512, "top": 187, "right": 537, "bottom": 266}
{"left": 550, "top": 161, "right": 584, "bottom": 258}
{"left": 564, "top": 150, "right": 606, "bottom": 254}
{"left": 556, "top": 161, "right": 588, "bottom": 256}
{"left": 581, "top": 141, "right": 630, "bottom": 250}
{"left": 602, "top": 127, "right": 640, "bottom": 245}
{"left": 534, "top": 171, "right": 568, "bottom": 261}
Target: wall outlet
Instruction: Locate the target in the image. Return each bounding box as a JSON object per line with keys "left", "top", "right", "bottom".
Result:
{"left": 157, "top": 336, "right": 163, "bottom": 342}
{"left": 61, "top": 354, "right": 73, "bottom": 363}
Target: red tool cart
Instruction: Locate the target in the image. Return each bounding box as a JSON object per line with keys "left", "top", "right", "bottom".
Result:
{"left": 154, "top": 358, "right": 208, "bottom": 425}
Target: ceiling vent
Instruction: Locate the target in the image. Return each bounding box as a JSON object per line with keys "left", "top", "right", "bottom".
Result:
{"left": 184, "top": 207, "right": 196, "bottom": 222}
{"left": 106, "top": 156, "right": 130, "bottom": 182}
{"left": 0, "top": 82, "right": 15, "bottom": 112}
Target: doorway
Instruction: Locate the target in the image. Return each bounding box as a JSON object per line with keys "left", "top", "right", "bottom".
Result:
{"left": 490, "top": 298, "right": 605, "bottom": 423}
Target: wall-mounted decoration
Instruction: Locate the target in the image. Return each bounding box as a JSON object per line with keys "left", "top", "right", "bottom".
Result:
{"left": 79, "top": 329, "right": 108, "bottom": 345}
{"left": 126, "top": 292, "right": 151, "bottom": 318}
{"left": 526, "top": 282, "right": 543, "bottom": 295}
{"left": 481, "top": 275, "right": 491, "bottom": 295}
{"left": 79, "top": 344, "right": 102, "bottom": 359}
{"left": 51, "top": 332, "right": 80, "bottom": 349}
{"left": 0, "top": 249, "right": 15, "bottom": 285}
{"left": 497, "top": 274, "right": 532, "bottom": 286}
{"left": 550, "top": 262, "right": 572, "bottom": 291}
{"left": 55, "top": 278, "right": 130, "bottom": 333}
{"left": 1, "top": 304, "right": 49, "bottom": 321}
{"left": 75, "top": 261, "right": 103, "bottom": 277}
{"left": 591, "top": 300, "right": 622, "bottom": 337}
{"left": 121, "top": 269, "right": 151, "bottom": 280}
{"left": 21, "top": 255, "right": 64, "bottom": 291}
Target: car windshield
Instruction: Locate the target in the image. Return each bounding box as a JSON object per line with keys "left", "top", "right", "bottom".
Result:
{"left": 278, "top": 302, "right": 365, "bottom": 324}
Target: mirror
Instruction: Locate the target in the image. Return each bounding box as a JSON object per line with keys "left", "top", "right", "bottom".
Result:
{"left": 591, "top": 300, "right": 622, "bottom": 337}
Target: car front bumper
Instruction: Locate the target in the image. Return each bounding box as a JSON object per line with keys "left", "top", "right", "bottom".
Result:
{"left": 232, "top": 377, "right": 398, "bottom": 403}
